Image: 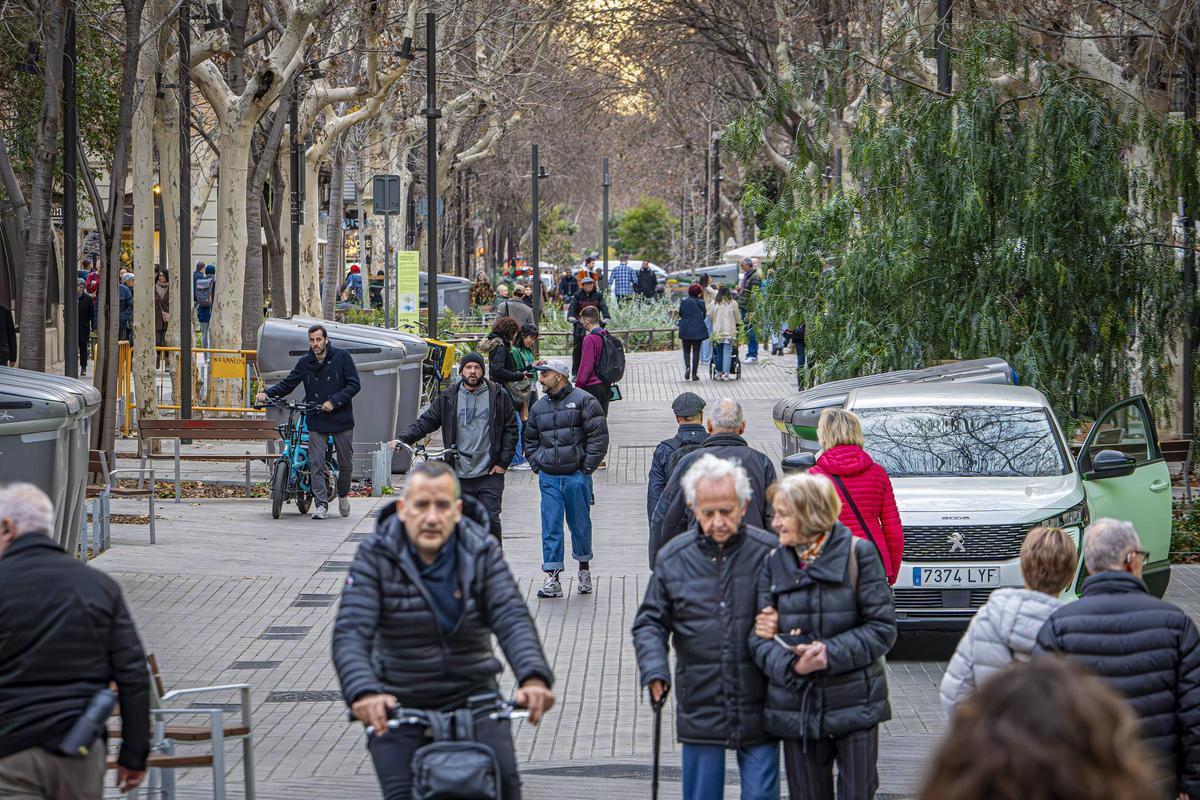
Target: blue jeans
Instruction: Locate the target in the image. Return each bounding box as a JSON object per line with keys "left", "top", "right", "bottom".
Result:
{"left": 715, "top": 341, "right": 733, "bottom": 373}
{"left": 682, "top": 742, "right": 780, "bottom": 800}
{"left": 511, "top": 413, "right": 527, "bottom": 466}
{"left": 700, "top": 319, "right": 713, "bottom": 364}
{"left": 538, "top": 471, "right": 593, "bottom": 571}
{"left": 746, "top": 328, "right": 758, "bottom": 360}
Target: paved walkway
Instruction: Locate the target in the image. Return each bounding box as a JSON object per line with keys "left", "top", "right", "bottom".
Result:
{"left": 91, "top": 348, "right": 1200, "bottom": 799}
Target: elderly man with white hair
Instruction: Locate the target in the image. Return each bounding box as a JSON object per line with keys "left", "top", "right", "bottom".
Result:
{"left": 0, "top": 483, "right": 151, "bottom": 798}
{"left": 649, "top": 398, "right": 777, "bottom": 568}
{"left": 633, "top": 455, "right": 780, "bottom": 800}
{"left": 1037, "top": 518, "right": 1200, "bottom": 799}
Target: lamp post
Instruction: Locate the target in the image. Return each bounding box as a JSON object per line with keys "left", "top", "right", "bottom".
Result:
{"left": 424, "top": 12, "right": 441, "bottom": 338}
{"left": 62, "top": 0, "right": 78, "bottom": 377}
{"left": 178, "top": 0, "right": 192, "bottom": 420}
{"left": 601, "top": 157, "right": 610, "bottom": 290}
{"left": 936, "top": 0, "right": 952, "bottom": 94}
{"left": 530, "top": 144, "right": 548, "bottom": 328}
{"left": 289, "top": 77, "right": 302, "bottom": 317}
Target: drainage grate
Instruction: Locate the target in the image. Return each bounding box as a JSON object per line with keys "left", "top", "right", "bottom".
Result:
{"left": 259, "top": 625, "right": 310, "bottom": 640}
{"left": 265, "top": 690, "right": 343, "bottom": 703}
{"left": 229, "top": 660, "right": 282, "bottom": 670}
{"left": 319, "top": 560, "right": 352, "bottom": 572}
{"left": 292, "top": 593, "right": 337, "bottom": 608}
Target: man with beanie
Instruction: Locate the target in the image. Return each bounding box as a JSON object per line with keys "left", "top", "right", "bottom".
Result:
{"left": 389, "top": 352, "right": 518, "bottom": 543}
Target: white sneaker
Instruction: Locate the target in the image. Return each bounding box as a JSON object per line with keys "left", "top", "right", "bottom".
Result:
{"left": 312, "top": 504, "right": 328, "bottom": 520}
{"left": 510, "top": 462, "right": 532, "bottom": 471}
{"left": 338, "top": 497, "right": 351, "bottom": 517}
{"left": 537, "top": 573, "right": 563, "bottom": 598}
{"left": 577, "top": 569, "right": 593, "bottom": 595}
{"left": 744, "top": 356, "right": 757, "bottom": 364}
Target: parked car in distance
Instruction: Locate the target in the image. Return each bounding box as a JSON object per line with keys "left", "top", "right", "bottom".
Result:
{"left": 583, "top": 260, "right": 667, "bottom": 295}
{"left": 780, "top": 381, "right": 1172, "bottom": 633}
{"left": 666, "top": 263, "right": 739, "bottom": 295}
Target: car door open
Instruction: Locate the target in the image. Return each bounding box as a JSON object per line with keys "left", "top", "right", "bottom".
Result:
{"left": 1076, "top": 395, "right": 1172, "bottom": 597}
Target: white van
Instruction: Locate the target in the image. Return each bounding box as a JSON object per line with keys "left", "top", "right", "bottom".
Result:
{"left": 782, "top": 382, "right": 1173, "bottom": 632}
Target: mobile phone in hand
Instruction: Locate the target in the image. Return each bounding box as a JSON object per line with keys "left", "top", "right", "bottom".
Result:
{"left": 775, "top": 633, "right": 814, "bottom": 649}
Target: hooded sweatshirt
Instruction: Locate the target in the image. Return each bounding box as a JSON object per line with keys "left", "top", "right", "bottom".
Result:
{"left": 940, "top": 587, "right": 1064, "bottom": 716}
{"left": 809, "top": 444, "right": 904, "bottom": 583}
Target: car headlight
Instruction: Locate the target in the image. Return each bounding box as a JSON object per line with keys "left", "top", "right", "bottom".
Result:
{"left": 1039, "top": 500, "right": 1089, "bottom": 530}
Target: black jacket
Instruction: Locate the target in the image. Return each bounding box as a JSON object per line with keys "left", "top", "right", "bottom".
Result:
{"left": 634, "top": 268, "right": 658, "bottom": 299}
{"left": 1036, "top": 571, "right": 1200, "bottom": 794}
{"left": 557, "top": 275, "right": 578, "bottom": 298}
{"left": 524, "top": 383, "right": 609, "bottom": 475}
{"left": 751, "top": 523, "right": 897, "bottom": 739}
{"left": 647, "top": 425, "right": 708, "bottom": 530}
{"left": 482, "top": 333, "right": 524, "bottom": 385}
{"left": 633, "top": 526, "right": 777, "bottom": 747}
{"left": 332, "top": 498, "right": 554, "bottom": 710}
{"left": 266, "top": 344, "right": 362, "bottom": 433}
{"left": 0, "top": 304, "right": 15, "bottom": 365}
{"left": 649, "top": 433, "right": 778, "bottom": 569}
{"left": 396, "top": 378, "right": 518, "bottom": 473}
{"left": 678, "top": 296, "right": 708, "bottom": 341}
{"left": 0, "top": 535, "right": 150, "bottom": 770}
{"left": 567, "top": 290, "right": 611, "bottom": 332}
{"left": 77, "top": 293, "right": 94, "bottom": 337}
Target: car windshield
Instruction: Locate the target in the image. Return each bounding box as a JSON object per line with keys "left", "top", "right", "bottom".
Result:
{"left": 854, "top": 405, "right": 1070, "bottom": 478}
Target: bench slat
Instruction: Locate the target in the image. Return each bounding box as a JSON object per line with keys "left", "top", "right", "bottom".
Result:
{"left": 140, "top": 429, "right": 278, "bottom": 441}
{"left": 142, "top": 453, "right": 273, "bottom": 461}
{"left": 139, "top": 419, "right": 275, "bottom": 430}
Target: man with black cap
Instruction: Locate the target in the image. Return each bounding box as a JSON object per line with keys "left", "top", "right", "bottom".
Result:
{"left": 567, "top": 273, "right": 611, "bottom": 377}
{"left": 389, "top": 352, "right": 518, "bottom": 543}
{"left": 647, "top": 393, "right": 708, "bottom": 546}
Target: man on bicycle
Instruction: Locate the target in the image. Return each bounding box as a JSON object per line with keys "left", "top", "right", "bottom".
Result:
{"left": 255, "top": 323, "right": 360, "bottom": 520}
{"left": 333, "top": 460, "right": 555, "bottom": 800}
{"left": 388, "top": 352, "right": 518, "bottom": 543}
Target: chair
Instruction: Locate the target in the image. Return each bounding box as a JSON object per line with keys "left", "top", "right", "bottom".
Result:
{"left": 86, "top": 449, "right": 156, "bottom": 550}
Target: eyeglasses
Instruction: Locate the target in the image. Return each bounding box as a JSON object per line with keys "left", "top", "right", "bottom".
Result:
{"left": 1126, "top": 549, "right": 1150, "bottom": 563}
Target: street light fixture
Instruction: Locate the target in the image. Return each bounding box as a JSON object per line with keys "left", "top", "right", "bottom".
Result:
{"left": 531, "top": 145, "right": 549, "bottom": 332}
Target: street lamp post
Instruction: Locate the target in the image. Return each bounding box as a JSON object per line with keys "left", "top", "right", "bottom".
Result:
{"left": 601, "top": 157, "right": 610, "bottom": 289}
{"left": 424, "top": 12, "right": 441, "bottom": 338}
{"left": 936, "top": 0, "right": 953, "bottom": 94}
{"left": 289, "top": 78, "right": 302, "bottom": 317}
{"left": 178, "top": 0, "right": 192, "bottom": 420}
{"left": 62, "top": 0, "right": 79, "bottom": 377}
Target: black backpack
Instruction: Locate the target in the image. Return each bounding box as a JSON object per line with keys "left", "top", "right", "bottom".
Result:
{"left": 411, "top": 709, "right": 501, "bottom": 800}
{"left": 665, "top": 438, "right": 706, "bottom": 478}
{"left": 194, "top": 276, "right": 214, "bottom": 308}
{"left": 593, "top": 331, "right": 626, "bottom": 385}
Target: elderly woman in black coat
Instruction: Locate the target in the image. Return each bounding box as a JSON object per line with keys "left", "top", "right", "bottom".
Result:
{"left": 751, "top": 472, "right": 897, "bottom": 800}
{"left": 677, "top": 284, "right": 708, "bottom": 381}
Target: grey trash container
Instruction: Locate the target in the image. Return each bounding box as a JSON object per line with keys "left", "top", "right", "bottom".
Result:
{"left": 0, "top": 367, "right": 101, "bottom": 555}
{"left": 257, "top": 318, "right": 407, "bottom": 476}
{"left": 775, "top": 357, "right": 1015, "bottom": 456}
{"left": 419, "top": 273, "right": 472, "bottom": 316}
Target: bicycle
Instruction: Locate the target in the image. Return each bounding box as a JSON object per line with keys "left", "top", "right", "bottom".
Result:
{"left": 350, "top": 692, "right": 529, "bottom": 737}
{"left": 391, "top": 440, "right": 460, "bottom": 465}
{"left": 257, "top": 398, "right": 341, "bottom": 519}
{"left": 397, "top": 320, "right": 454, "bottom": 406}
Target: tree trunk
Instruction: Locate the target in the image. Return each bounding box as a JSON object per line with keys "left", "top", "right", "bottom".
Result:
{"left": 242, "top": 144, "right": 265, "bottom": 348}
{"left": 266, "top": 155, "right": 288, "bottom": 317}
{"left": 92, "top": 0, "right": 147, "bottom": 459}
{"left": 208, "top": 119, "right": 255, "bottom": 350}
{"left": 299, "top": 150, "right": 323, "bottom": 315}
{"left": 19, "top": 0, "right": 69, "bottom": 370}
{"left": 321, "top": 139, "right": 347, "bottom": 317}
{"left": 131, "top": 57, "right": 158, "bottom": 426}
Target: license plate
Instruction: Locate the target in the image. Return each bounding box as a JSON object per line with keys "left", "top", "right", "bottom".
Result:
{"left": 912, "top": 566, "right": 1000, "bottom": 588}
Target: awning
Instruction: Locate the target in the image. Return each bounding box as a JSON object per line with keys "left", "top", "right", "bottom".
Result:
{"left": 724, "top": 239, "right": 773, "bottom": 261}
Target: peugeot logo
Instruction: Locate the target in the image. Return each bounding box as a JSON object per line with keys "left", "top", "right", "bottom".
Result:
{"left": 947, "top": 531, "right": 967, "bottom": 554}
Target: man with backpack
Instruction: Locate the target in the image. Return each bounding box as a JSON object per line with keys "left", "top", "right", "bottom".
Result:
{"left": 649, "top": 399, "right": 776, "bottom": 569}
{"left": 574, "top": 305, "right": 622, "bottom": 419}
{"left": 389, "top": 352, "right": 519, "bottom": 544}
{"left": 333, "top": 460, "right": 555, "bottom": 800}
{"left": 646, "top": 393, "right": 708, "bottom": 548}
{"left": 194, "top": 264, "right": 215, "bottom": 348}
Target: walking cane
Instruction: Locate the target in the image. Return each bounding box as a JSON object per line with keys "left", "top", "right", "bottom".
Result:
{"left": 650, "top": 687, "right": 668, "bottom": 800}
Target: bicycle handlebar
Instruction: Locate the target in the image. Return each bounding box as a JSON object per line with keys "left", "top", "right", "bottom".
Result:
{"left": 253, "top": 398, "right": 323, "bottom": 413}
{"left": 348, "top": 696, "right": 529, "bottom": 736}
{"left": 392, "top": 441, "right": 460, "bottom": 462}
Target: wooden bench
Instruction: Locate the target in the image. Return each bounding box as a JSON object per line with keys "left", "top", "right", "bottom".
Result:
{"left": 137, "top": 418, "right": 279, "bottom": 502}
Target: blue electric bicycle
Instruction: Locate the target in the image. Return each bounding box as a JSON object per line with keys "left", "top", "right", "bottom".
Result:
{"left": 259, "top": 398, "right": 340, "bottom": 519}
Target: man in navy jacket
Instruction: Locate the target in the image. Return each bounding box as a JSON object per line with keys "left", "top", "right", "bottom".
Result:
{"left": 258, "top": 323, "right": 361, "bottom": 519}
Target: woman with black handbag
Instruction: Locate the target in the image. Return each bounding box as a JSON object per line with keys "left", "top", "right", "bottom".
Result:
{"left": 751, "top": 473, "right": 897, "bottom": 800}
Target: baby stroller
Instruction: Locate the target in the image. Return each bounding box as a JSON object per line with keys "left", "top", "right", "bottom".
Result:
{"left": 710, "top": 344, "right": 742, "bottom": 380}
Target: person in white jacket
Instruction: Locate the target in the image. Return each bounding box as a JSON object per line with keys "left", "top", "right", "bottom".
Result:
{"left": 940, "top": 525, "right": 1078, "bottom": 717}
{"left": 707, "top": 285, "right": 741, "bottom": 381}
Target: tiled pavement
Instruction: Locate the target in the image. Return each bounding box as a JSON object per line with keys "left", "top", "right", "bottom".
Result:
{"left": 92, "top": 348, "right": 1200, "bottom": 798}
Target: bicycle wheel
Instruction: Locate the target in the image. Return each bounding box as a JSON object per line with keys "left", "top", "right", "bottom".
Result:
{"left": 270, "top": 460, "right": 288, "bottom": 519}
{"left": 297, "top": 493, "right": 312, "bottom": 514}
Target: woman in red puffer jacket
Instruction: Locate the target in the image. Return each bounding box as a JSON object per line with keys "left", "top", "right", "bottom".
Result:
{"left": 808, "top": 407, "right": 904, "bottom": 584}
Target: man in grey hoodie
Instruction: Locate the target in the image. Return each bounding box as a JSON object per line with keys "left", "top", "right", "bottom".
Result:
{"left": 940, "top": 525, "right": 1078, "bottom": 716}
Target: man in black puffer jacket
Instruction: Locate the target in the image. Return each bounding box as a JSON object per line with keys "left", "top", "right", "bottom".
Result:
{"left": 525, "top": 359, "right": 609, "bottom": 599}
{"left": 1036, "top": 518, "right": 1200, "bottom": 797}
{"left": 649, "top": 398, "right": 776, "bottom": 568}
{"left": 633, "top": 455, "right": 780, "bottom": 799}
{"left": 333, "top": 461, "right": 555, "bottom": 800}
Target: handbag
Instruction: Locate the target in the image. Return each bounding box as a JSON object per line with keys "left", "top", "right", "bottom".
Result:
{"left": 411, "top": 709, "right": 501, "bottom": 800}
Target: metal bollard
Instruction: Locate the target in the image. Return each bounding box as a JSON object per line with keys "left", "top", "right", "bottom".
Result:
{"left": 371, "top": 443, "right": 391, "bottom": 497}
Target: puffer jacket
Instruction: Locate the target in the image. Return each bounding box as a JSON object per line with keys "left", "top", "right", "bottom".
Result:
{"left": 939, "top": 588, "right": 1062, "bottom": 716}
{"left": 810, "top": 445, "right": 904, "bottom": 584}
{"left": 750, "top": 523, "right": 897, "bottom": 740}
{"left": 632, "top": 526, "right": 777, "bottom": 747}
{"left": 649, "top": 433, "right": 777, "bottom": 569}
{"left": 332, "top": 497, "right": 554, "bottom": 710}
{"left": 524, "top": 383, "right": 609, "bottom": 475}
{"left": 1035, "top": 571, "right": 1200, "bottom": 794}
{"left": 677, "top": 296, "right": 708, "bottom": 341}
